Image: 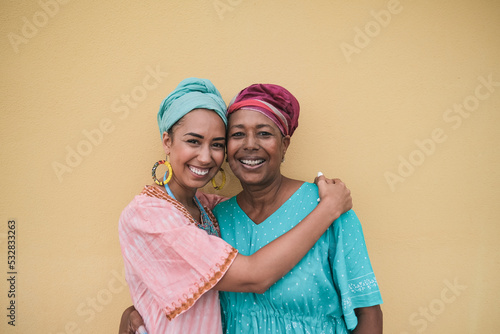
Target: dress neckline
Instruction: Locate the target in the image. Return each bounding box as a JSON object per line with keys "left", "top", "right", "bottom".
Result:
{"left": 141, "top": 185, "right": 221, "bottom": 236}
{"left": 234, "top": 182, "right": 308, "bottom": 226}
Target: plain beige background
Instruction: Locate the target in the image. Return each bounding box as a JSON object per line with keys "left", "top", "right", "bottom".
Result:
{"left": 1, "top": 0, "right": 499, "bottom": 333}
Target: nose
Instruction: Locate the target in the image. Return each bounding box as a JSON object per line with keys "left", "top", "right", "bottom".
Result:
{"left": 243, "top": 133, "right": 258, "bottom": 151}
{"left": 198, "top": 144, "right": 212, "bottom": 164}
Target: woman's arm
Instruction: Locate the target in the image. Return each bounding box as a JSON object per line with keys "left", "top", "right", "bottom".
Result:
{"left": 118, "top": 177, "right": 352, "bottom": 332}
{"left": 214, "top": 176, "right": 352, "bottom": 293}
{"left": 196, "top": 191, "right": 229, "bottom": 209}
{"left": 352, "top": 305, "right": 383, "bottom": 334}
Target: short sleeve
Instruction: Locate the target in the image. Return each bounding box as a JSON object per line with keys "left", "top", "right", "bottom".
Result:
{"left": 119, "top": 195, "right": 238, "bottom": 320}
{"left": 329, "top": 210, "right": 383, "bottom": 330}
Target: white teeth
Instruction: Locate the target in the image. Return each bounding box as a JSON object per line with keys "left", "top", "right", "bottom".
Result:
{"left": 189, "top": 166, "right": 209, "bottom": 176}
{"left": 241, "top": 159, "right": 264, "bottom": 166}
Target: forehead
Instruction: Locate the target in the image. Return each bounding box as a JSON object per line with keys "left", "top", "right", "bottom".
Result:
{"left": 228, "top": 109, "right": 278, "bottom": 130}
{"left": 174, "top": 108, "right": 225, "bottom": 134}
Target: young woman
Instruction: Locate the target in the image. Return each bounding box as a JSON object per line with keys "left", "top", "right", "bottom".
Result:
{"left": 118, "top": 78, "right": 352, "bottom": 333}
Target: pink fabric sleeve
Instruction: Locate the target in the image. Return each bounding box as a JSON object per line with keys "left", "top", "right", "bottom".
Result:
{"left": 119, "top": 195, "right": 238, "bottom": 320}
{"left": 196, "top": 191, "right": 229, "bottom": 210}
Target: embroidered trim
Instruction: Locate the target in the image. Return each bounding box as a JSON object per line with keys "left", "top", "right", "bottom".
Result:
{"left": 348, "top": 276, "right": 379, "bottom": 294}
{"left": 141, "top": 185, "right": 221, "bottom": 235}
{"left": 205, "top": 207, "right": 221, "bottom": 234}
{"left": 141, "top": 185, "right": 191, "bottom": 219}
{"left": 164, "top": 245, "right": 238, "bottom": 320}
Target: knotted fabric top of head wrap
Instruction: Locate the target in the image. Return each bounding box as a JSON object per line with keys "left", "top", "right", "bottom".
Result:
{"left": 157, "top": 78, "right": 227, "bottom": 136}
{"left": 227, "top": 84, "right": 300, "bottom": 136}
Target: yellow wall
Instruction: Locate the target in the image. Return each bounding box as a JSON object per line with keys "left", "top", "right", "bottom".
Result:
{"left": 1, "top": 0, "right": 499, "bottom": 333}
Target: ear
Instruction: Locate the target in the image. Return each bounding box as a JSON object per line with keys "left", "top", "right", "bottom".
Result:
{"left": 281, "top": 135, "right": 291, "bottom": 158}
{"left": 162, "top": 132, "right": 172, "bottom": 155}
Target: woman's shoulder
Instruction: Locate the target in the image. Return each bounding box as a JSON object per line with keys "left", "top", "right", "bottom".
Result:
{"left": 121, "top": 185, "right": 174, "bottom": 212}
{"left": 213, "top": 194, "right": 238, "bottom": 212}
{"left": 333, "top": 210, "right": 363, "bottom": 235}
{"left": 120, "top": 186, "right": 154, "bottom": 212}
{"left": 299, "top": 181, "right": 318, "bottom": 191}
{"left": 288, "top": 181, "right": 318, "bottom": 199}
{"left": 119, "top": 185, "right": 188, "bottom": 229}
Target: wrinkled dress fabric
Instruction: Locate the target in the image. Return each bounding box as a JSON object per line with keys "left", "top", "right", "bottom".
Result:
{"left": 119, "top": 186, "right": 235, "bottom": 333}
{"left": 214, "top": 182, "right": 383, "bottom": 333}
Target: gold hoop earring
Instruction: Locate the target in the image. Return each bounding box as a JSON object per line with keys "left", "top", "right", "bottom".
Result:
{"left": 152, "top": 160, "right": 173, "bottom": 186}
{"left": 211, "top": 168, "right": 226, "bottom": 190}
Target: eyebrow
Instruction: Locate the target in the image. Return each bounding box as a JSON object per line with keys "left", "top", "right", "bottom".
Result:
{"left": 229, "top": 123, "right": 274, "bottom": 130}
{"left": 184, "top": 132, "right": 225, "bottom": 141}
{"left": 184, "top": 132, "right": 203, "bottom": 139}
{"left": 256, "top": 124, "right": 273, "bottom": 129}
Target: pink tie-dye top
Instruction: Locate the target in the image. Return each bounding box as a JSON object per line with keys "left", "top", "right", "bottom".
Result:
{"left": 119, "top": 185, "right": 237, "bottom": 333}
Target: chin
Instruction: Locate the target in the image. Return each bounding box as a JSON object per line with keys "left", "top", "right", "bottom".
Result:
{"left": 184, "top": 178, "right": 210, "bottom": 189}
{"left": 237, "top": 174, "right": 265, "bottom": 186}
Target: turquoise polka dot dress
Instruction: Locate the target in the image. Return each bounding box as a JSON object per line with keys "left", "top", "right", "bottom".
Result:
{"left": 213, "top": 183, "right": 382, "bottom": 333}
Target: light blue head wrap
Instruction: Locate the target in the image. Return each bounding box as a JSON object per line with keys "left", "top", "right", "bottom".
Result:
{"left": 157, "top": 78, "right": 227, "bottom": 136}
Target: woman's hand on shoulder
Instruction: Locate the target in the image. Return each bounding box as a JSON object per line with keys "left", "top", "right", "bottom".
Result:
{"left": 314, "top": 172, "right": 352, "bottom": 219}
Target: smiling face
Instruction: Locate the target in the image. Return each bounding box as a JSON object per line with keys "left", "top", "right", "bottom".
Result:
{"left": 227, "top": 109, "right": 290, "bottom": 187}
{"left": 163, "top": 108, "right": 226, "bottom": 193}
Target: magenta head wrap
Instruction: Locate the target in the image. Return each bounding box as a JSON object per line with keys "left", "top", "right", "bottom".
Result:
{"left": 227, "top": 84, "right": 300, "bottom": 137}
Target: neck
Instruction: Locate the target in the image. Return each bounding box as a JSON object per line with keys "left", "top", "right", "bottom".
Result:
{"left": 165, "top": 180, "right": 198, "bottom": 209}
{"left": 239, "top": 174, "right": 288, "bottom": 208}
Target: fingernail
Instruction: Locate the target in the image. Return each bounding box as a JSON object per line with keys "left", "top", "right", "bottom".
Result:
{"left": 317, "top": 171, "right": 323, "bottom": 177}
{"left": 137, "top": 325, "right": 148, "bottom": 334}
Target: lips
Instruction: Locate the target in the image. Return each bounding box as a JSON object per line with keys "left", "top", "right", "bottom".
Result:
{"left": 189, "top": 165, "right": 210, "bottom": 176}
{"left": 240, "top": 159, "right": 265, "bottom": 166}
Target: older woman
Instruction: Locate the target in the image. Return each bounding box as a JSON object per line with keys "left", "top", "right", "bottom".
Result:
{"left": 118, "top": 78, "right": 353, "bottom": 334}
{"left": 214, "top": 83, "right": 383, "bottom": 333}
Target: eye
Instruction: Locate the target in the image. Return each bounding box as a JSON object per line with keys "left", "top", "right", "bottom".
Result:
{"left": 230, "top": 131, "right": 244, "bottom": 138}
{"left": 212, "top": 142, "right": 225, "bottom": 149}
{"left": 258, "top": 131, "right": 272, "bottom": 137}
{"left": 186, "top": 139, "right": 200, "bottom": 145}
